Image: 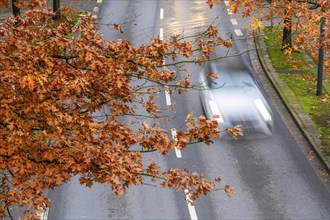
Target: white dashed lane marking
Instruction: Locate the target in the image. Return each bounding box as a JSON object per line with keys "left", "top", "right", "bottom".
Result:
{"left": 164, "top": 86, "right": 171, "bottom": 106}
{"left": 160, "top": 27, "right": 164, "bottom": 40}
{"left": 171, "top": 128, "right": 182, "bottom": 158}
{"left": 37, "top": 207, "right": 49, "bottom": 220}
{"left": 227, "top": 8, "right": 233, "bottom": 15}
{"left": 234, "top": 29, "right": 243, "bottom": 36}
{"left": 230, "top": 18, "right": 238, "bottom": 25}
{"left": 184, "top": 189, "right": 198, "bottom": 220}
{"left": 160, "top": 8, "right": 164, "bottom": 19}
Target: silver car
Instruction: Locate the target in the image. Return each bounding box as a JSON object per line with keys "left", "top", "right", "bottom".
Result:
{"left": 199, "top": 63, "right": 273, "bottom": 139}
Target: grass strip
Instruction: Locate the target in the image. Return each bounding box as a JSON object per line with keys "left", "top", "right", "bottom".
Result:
{"left": 263, "top": 26, "right": 330, "bottom": 157}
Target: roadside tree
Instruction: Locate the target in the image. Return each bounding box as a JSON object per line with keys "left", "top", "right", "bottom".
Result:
{"left": 0, "top": 1, "right": 240, "bottom": 219}
{"left": 208, "top": 0, "right": 329, "bottom": 73}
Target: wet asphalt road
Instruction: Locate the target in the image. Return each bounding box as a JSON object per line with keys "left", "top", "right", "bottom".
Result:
{"left": 48, "top": 1, "right": 330, "bottom": 219}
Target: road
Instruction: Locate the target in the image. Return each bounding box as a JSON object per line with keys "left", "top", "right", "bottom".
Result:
{"left": 48, "top": 1, "right": 330, "bottom": 219}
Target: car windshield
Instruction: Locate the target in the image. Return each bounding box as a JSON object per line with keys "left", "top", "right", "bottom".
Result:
{"left": 208, "top": 71, "right": 257, "bottom": 91}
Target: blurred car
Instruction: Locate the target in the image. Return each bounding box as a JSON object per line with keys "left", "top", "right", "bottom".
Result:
{"left": 199, "top": 63, "right": 273, "bottom": 139}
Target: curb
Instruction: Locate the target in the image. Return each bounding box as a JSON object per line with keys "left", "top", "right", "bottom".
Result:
{"left": 253, "top": 30, "right": 330, "bottom": 173}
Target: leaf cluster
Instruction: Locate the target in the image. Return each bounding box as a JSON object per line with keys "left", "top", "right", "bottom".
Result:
{"left": 209, "top": 0, "right": 329, "bottom": 71}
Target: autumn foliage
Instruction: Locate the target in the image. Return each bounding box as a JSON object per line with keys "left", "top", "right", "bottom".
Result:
{"left": 0, "top": 0, "right": 45, "bottom": 9}
{"left": 208, "top": 0, "right": 329, "bottom": 73}
{"left": 0, "top": 0, "right": 244, "bottom": 218}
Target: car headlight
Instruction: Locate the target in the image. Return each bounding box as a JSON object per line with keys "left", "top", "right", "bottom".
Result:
{"left": 209, "top": 100, "right": 224, "bottom": 123}
{"left": 254, "top": 99, "right": 272, "bottom": 122}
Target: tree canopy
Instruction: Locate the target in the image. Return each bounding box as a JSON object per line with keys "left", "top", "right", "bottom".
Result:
{"left": 0, "top": 1, "right": 242, "bottom": 218}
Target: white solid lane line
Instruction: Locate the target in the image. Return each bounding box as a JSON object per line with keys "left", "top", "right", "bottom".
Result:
{"left": 230, "top": 18, "right": 238, "bottom": 25}
{"left": 234, "top": 29, "right": 243, "bottom": 36}
{"left": 184, "top": 189, "right": 198, "bottom": 220}
{"left": 171, "top": 128, "right": 182, "bottom": 158}
{"left": 160, "top": 8, "right": 164, "bottom": 20}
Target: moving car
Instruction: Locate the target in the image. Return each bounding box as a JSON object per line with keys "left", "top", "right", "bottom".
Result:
{"left": 199, "top": 63, "right": 273, "bottom": 139}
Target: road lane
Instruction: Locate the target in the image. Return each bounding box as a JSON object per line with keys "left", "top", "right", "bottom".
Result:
{"left": 97, "top": 0, "right": 161, "bottom": 46}
{"left": 160, "top": 0, "right": 329, "bottom": 219}
{"left": 49, "top": 1, "right": 190, "bottom": 219}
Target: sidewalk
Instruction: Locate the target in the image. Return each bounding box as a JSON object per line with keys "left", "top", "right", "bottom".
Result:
{"left": 0, "top": 0, "right": 102, "bottom": 19}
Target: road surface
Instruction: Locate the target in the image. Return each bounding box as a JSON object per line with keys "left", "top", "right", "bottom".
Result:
{"left": 48, "top": 1, "right": 329, "bottom": 219}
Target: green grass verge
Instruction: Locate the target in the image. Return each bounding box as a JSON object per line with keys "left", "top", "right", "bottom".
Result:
{"left": 263, "top": 26, "right": 330, "bottom": 156}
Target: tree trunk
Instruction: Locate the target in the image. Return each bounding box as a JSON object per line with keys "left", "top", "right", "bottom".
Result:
{"left": 282, "top": 9, "right": 292, "bottom": 49}
{"left": 53, "top": 0, "right": 60, "bottom": 20}
{"left": 316, "top": 15, "right": 325, "bottom": 96}
{"left": 12, "top": 0, "right": 20, "bottom": 17}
